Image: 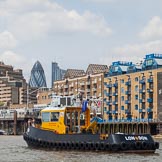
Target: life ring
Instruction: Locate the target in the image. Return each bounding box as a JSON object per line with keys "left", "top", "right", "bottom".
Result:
{"left": 42, "top": 141, "right": 48, "bottom": 148}
{"left": 90, "top": 142, "right": 95, "bottom": 150}
{"left": 85, "top": 142, "right": 90, "bottom": 150}
{"left": 39, "top": 140, "right": 43, "bottom": 146}
{"left": 154, "top": 142, "right": 159, "bottom": 149}
{"left": 57, "top": 141, "right": 62, "bottom": 149}
{"left": 135, "top": 142, "right": 141, "bottom": 150}
{"left": 120, "top": 142, "right": 127, "bottom": 150}
{"left": 105, "top": 143, "right": 110, "bottom": 151}
{"left": 111, "top": 143, "right": 119, "bottom": 151}
{"left": 80, "top": 142, "right": 85, "bottom": 150}
{"left": 95, "top": 142, "right": 100, "bottom": 150}
{"left": 100, "top": 142, "right": 105, "bottom": 150}
{"left": 62, "top": 141, "right": 67, "bottom": 149}
{"left": 67, "top": 142, "right": 72, "bottom": 149}
{"left": 141, "top": 141, "right": 148, "bottom": 150}
{"left": 75, "top": 142, "right": 80, "bottom": 150}
{"left": 53, "top": 142, "right": 57, "bottom": 148}
{"left": 46, "top": 141, "right": 51, "bottom": 148}
{"left": 128, "top": 142, "right": 135, "bottom": 150}
{"left": 71, "top": 141, "right": 76, "bottom": 149}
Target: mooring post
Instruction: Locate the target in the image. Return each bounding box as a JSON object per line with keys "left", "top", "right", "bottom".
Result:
{"left": 13, "top": 110, "right": 17, "bottom": 135}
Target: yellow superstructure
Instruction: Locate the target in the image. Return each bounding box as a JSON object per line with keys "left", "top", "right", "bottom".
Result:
{"left": 41, "top": 104, "right": 90, "bottom": 134}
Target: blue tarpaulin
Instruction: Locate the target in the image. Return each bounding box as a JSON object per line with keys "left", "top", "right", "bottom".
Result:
{"left": 82, "top": 100, "right": 88, "bottom": 112}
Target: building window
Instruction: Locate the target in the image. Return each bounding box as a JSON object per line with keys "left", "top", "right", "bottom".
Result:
{"left": 135, "top": 77, "right": 138, "bottom": 82}
{"left": 135, "top": 85, "right": 138, "bottom": 92}
{"left": 146, "top": 59, "right": 153, "bottom": 66}
{"left": 121, "top": 106, "right": 124, "bottom": 110}
{"left": 121, "top": 79, "right": 124, "bottom": 83}
{"left": 121, "top": 87, "right": 124, "bottom": 94}
{"left": 135, "top": 95, "right": 138, "bottom": 100}
{"left": 135, "top": 105, "right": 138, "bottom": 110}
{"left": 121, "top": 96, "right": 124, "bottom": 101}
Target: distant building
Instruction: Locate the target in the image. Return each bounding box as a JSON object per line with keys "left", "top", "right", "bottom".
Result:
{"left": 0, "top": 61, "right": 27, "bottom": 105}
{"left": 53, "top": 64, "right": 109, "bottom": 116}
{"left": 51, "top": 62, "right": 66, "bottom": 87}
{"left": 29, "top": 61, "right": 47, "bottom": 88}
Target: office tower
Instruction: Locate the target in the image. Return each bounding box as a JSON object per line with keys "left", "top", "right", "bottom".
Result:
{"left": 51, "top": 62, "right": 66, "bottom": 87}
{"left": 29, "top": 61, "right": 47, "bottom": 88}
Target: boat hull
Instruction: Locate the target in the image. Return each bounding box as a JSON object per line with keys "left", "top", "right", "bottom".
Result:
{"left": 23, "top": 126, "right": 159, "bottom": 153}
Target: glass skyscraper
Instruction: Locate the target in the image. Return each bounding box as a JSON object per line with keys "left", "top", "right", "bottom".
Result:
{"left": 29, "top": 61, "right": 47, "bottom": 88}
{"left": 51, "top": 62, "right": 66, "bottom": 87}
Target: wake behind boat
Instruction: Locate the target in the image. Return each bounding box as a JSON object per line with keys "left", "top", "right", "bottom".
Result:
{"left": 23, "top": 95, "right": 159, "bottom": 153}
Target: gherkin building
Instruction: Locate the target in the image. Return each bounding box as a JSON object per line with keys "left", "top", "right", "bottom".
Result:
{"left": 29, "top": 61, "right": 47, "bottom": 87}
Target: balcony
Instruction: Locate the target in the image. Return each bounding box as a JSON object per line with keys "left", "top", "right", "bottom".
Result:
{"left": 92, "top": 88, "right": 97, "bottom": 91}
{"left": 139, "top": 89, "right": 145, "bottom": 93}
{"left": 92, "top": 80, "right": 97, "bottom": 84}
{"left": 125, "top": 90, "right": 131, "bottom": 95}
{"left": 113, "top": 92, "right": 118, "bottom": 96}
{"left": 106, "top": 110, "right": 112, "bottom": 114}
{"left": 125, "top": 100, "right": 131, "bottom": 104}
{"left": 80, "top": 82, "right": 85, "bottom": 86}
{"left": 139, "top": 98, "right": 145, "bottom": 103}
{"left": 140, "top": 79, "right": 146, "bottom": 84}
{"left": 125, "top": 109, "right": 129, "bottom": 114}
{"left": 112, "top": 110, "right": 118, "bottom": 114}
{"left": 107, "top": 84, "right": 112, "bottom": 88}
{"left": 125, "top": 81, "right": 131, "bottom": 86}
{"left": 106, "top": 102, "right": 112, "bottom": 106}
{"left": 86, "top": 81, "right": 90, "bottom": 85}
{"left": 147, "top": 108, "right": 153, "bottom": 112}
{"left": 142, "top": 109, "right": 146, "bottom": 112}
{"left": 147, "top": 78, "right": 153, "bottom": 83}
{"left": 87, "top": 89, "right": 90, "bottom": 92}
{"left": 106, "top": 92, "right": 112, "bottom": 97}
{"left": 113, "top": 101, "right": 118, "bottom": 105}
{"left": 147, "top": 89, "right": 153, "bottom": 93}
{"left": 113, "top": 83, "right": 118, "bottom": 87}
{"left": 64, "top": 85, "right": 68, "bottom": 89}
{"left": 147, "top": 98, "right": 153, "bottom": 103}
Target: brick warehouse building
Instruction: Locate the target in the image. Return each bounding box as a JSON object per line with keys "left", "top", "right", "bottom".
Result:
{"left": 103, "top": 54, "right": 162, "bottom": 134}
{"left": 53, "top": 64, "right": 108, "bottom": 116}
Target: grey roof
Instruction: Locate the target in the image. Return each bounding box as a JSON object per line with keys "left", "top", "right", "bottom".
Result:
{"left": 155, "top": 59, "right": 162, "bottom": 65}
{"left": 120, "top": 65, "right": 128, "bottom": 71}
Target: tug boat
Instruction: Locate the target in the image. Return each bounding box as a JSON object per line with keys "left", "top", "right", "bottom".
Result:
{"left": 23, "top": 96, "right": 159, "bottom": 153}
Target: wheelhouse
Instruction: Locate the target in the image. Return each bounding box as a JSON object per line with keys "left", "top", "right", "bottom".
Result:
{"left": 41, "top": 96, "right": 90, "bottom": 134}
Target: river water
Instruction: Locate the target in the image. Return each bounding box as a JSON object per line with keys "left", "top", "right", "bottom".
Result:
{"left": 0, "top": 135, "right": 161, "bottom": 162}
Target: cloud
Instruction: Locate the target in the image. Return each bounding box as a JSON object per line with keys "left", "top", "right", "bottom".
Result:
{"left": 0, "top": 0, "right": 112, "bottom": 40}
{"left": 0, "top": 51, "right": 32, "bottom": 77}
{"left": 0, "top": 51, "right": 26, "bottom": 65}
{"left": 139, "top": 16, "right": 162, "bottom": 40}
{"left": 81, "top": 0, "right": 115, "bottom": 3}
{"left": 99, "top": 40, "right": 162, "bottom": 65}
{"left": 0, "top": 31, "right": 17, "bottom": 49}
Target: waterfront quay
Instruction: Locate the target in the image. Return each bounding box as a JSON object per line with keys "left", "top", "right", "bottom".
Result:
{"left": 0, "top": 108, "right": 36, "bottom": 135}
{"left": 0, "top": 108, "right": 161, "bottom": 135}
{"left": 97, "top": 120, "right": 162, "bottom": 135}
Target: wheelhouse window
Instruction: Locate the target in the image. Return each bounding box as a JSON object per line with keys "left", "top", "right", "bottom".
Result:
{"left": 51, "top": 112, "right": 60, "bottom": 122}
{"left": 42, "top": 112, "right": 50, "bottom": 122}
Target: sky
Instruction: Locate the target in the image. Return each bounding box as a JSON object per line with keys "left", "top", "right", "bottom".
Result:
{"left": 1, "top": 0, "right": 162, "bottom": 87}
